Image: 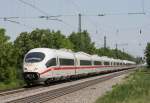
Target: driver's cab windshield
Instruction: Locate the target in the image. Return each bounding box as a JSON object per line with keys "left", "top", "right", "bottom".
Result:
{"left": 25, "top": 52, "right": 45, "bottom": 63}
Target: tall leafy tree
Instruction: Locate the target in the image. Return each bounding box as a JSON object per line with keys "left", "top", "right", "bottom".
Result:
{"left": 14, "top": 29, "right": 74, "bottom": 69}
{"left": 0, "top": 27, "right": 137, "bottom": 87}
{"left": 96, "top": 47, "right": 135, "bottom": 61}
{"left": 145, "top": 43, "right": 150, "bottom": 67}
{"left": 69, "top": 31, "right": 96, "bottom": 54}
{"left": 0, "top": 28, "right": 18, "bottom": 83}
{"left": 52, "top": 31, "right": 74, "bottom": 49}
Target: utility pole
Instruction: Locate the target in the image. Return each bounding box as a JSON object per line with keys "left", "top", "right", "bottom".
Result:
{"left": 78, "top": 13, "right": 82, "bottom": 33}
{"left": 115, "top": 43, "right": 118, "bottom": 58}
{"left": 115, "top": 43, "right": 118, "bottom": 50}
{"left": 104, "top": 36, "right": 106, "bottom": 49}
{"left": 123, "top": 48, "right": 125, "bottom": 52}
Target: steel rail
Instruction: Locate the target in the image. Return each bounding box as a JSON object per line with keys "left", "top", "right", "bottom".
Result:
{"left": 0, "top": 85, "right": 45, "bottom": 97}
{"left": 0, "top": 88, "right": 25, "bottom": 96}
{"left": 7, "top": 67, "right": 136, "bottom": 103}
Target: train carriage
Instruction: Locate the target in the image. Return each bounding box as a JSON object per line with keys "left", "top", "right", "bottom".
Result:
{"left": 23, "top": 48, "right": 136, "bottom": 85}
{"left": 52, "top": 49, "right": 75, "bottom": 78}
{"left": 75, "top": 52, "right": 93, "bottom": 75}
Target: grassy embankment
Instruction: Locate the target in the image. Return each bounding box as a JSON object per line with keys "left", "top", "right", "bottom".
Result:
{"left": 0, "top": 80, "right": 24, "bottom": 91}
{"left": 95, "top": 68, "right": 150, "bottom": 103}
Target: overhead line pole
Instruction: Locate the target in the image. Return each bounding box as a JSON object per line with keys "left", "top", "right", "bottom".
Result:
{"left": 116, "top": 43, "right": 118, "bottom": 58}
{"left": 78, "top": 13, "right": 82, "bottom": 33}
{"left": 104, "top": 36, "right": 107, "bottom": 49}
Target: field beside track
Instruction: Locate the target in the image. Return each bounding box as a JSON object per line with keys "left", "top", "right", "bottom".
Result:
{"left": 95, "top": 68, "right": 150, "bottom": 103}
{"left": 0, "top": 80, "right": 24, "bottom": 91}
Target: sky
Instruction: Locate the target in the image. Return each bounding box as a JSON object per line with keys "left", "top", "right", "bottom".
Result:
{"left": 0, "top": 0, "right": 150, "bottom": 57}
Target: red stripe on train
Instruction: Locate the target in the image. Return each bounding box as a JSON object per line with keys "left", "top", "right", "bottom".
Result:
{"left": 40, "top": 65, "right": 115, "bottom": 75}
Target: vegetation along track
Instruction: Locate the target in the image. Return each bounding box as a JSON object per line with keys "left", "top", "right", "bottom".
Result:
{"left": 7, "top": 68, "right": 136, "bottom": 103}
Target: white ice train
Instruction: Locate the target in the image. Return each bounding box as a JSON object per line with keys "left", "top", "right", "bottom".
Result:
{"left": 23, "top": 48, "right": 136, "bottom": 85}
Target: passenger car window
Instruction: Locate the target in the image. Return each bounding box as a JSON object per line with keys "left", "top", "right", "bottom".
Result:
{"left": 80, "top": 60, "right": 92, "bottom": 65}
{"left": 59, "top": 58, "right": 74, "bottom": 66}
{"left": 46, "top": 58, "right": 56, "bottom": 67}
{"left": 104, "top": 62, "right": 110, "bottom": 65}
{"left": 25, "top": 52, "right": 45, "bottom": 63}
{"left": 94, "top": 61, "right": 102, "bottom": 65}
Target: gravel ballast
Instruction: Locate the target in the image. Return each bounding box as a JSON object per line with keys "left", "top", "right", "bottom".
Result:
{"left": 0, "top": 72, "right": 130, "bottom": 103}
{"left": 45, "top": 73, "right": 129, "bottom": 103}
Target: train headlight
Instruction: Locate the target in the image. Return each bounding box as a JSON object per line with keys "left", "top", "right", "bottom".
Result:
{"left": 24, "top": 68, "right": 27, "bottom": 70}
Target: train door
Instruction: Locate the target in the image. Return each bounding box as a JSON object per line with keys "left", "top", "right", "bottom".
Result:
{"left": 52, "top": 56, "right": 61, "bottom": 78}
{"left": 74, "top": 56, "right": 78, "bottom": 75}
{"left": 45, "top": 57, "right": 57, "bottom": 78}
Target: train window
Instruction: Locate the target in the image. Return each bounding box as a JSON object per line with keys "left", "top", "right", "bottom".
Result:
{"left": 127, "top": 63, "right": 130, "bottom": 66}
{"left": 117, "top": 63, "right": 120, "bottom": 66}
{"left": 80, "top": 60, "right": 92, "bottom": 65}
{"left": 46, "top": 58, "right": 56, "bottom": 67}
{"left": 59, "top": 58, "right": 74, "bottom": 66}
{"left": 104, "top": 62, "right": 109, "bottom": 66}
{"left": 25, "top": 52, "right": 45, "bottom": 63}
{"left": 94, "top": 61, "right": 102, "bottom": 65}
{"left": 111, "top": 62, "right": 113, "bottom": 66}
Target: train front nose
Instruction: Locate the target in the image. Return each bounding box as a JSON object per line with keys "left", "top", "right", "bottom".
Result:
{"left": 23, "top": 72, "right": 40, "bottom": 81}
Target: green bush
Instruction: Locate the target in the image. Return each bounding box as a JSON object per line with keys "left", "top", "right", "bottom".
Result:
{"left": 145, "top": 43, "right": 150, "bottom": 68}
{"left": 95, "top": 69, "right": 150, "bottom": 103}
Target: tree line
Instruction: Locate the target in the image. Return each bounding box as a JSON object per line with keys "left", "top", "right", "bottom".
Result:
{"left": 0, "top": 28, "right": 136, "bottom": 84}
{"left": 145, "top": 43, "right": 150, "bottom": 68}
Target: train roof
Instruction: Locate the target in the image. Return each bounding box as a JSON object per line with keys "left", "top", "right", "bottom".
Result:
{"left": 75, "top": 52, "right": 91, "bottom": 60}
{"left": 92, "top": 55, "right": 103, "bottom": 61}
{"left": 27, "top": 48, "right": 135, "bottom": 64}
{"left": 27, "top": 48, "right": 75, "bottom": 59}
{"left": 57, "top": 49, "right": 75, "bottom": 59}
{"left": 27, "top": 48, "right": 56, "bottom": 54}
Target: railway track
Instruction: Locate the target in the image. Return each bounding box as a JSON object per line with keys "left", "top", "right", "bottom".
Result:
{"left": 6, "top": 68, "right": 136, "bottom": 103}
{"left": 0, "top": 67, "right": 134, "bottom": 97}
{"left": 0, "top": 88, "right": 25, "bottom": 96}
{"left": 0, "top": 79, "right": 75, "bottom": 96}
{"left": 0, "top": 85, "right": 44, "bottom": 97}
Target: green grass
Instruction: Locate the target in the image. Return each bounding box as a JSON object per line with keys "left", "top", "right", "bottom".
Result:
{"left": 95, "top": 68, "right": 150, "bottom": 103}
{"left": 0, "top": 79, "right": 24, "bottom": 91}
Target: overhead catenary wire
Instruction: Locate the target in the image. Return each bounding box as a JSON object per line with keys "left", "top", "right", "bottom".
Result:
{"left": 2, "top": 18, "right": 35, "bottom": 29}
{"left": 17, "top": 0, "right": 65, "bottom": 22}
{"left": 0, "top": 11, "right": 146, "bottom": 32}
{"left": 141, "top": 0, "right": 145, "bottom": 13}
{"left": 0, "top": 0, "right": 147, "bottom": 57}
{"left": 3, "top": 0, "right": 148, "bottom": 29}
{"left": 1, "top": 0, "right": 147, "bottom": 34}
{"left": 64, "top": 0, "right": 147, "bottom": 50}
{"left": 17, "top": 0, "right": 49, "bottom": 16}
{"left": 65, "top": 0, "right": 81, "bottom": 13}
{"left": 0, "top": 16, "right": 78, "bottom": 30}
{"left": 16, "top": 0, "right": 79, "bottom": 30}
{"left": 63, "top": 0, "right": 146, "bottom": 34}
